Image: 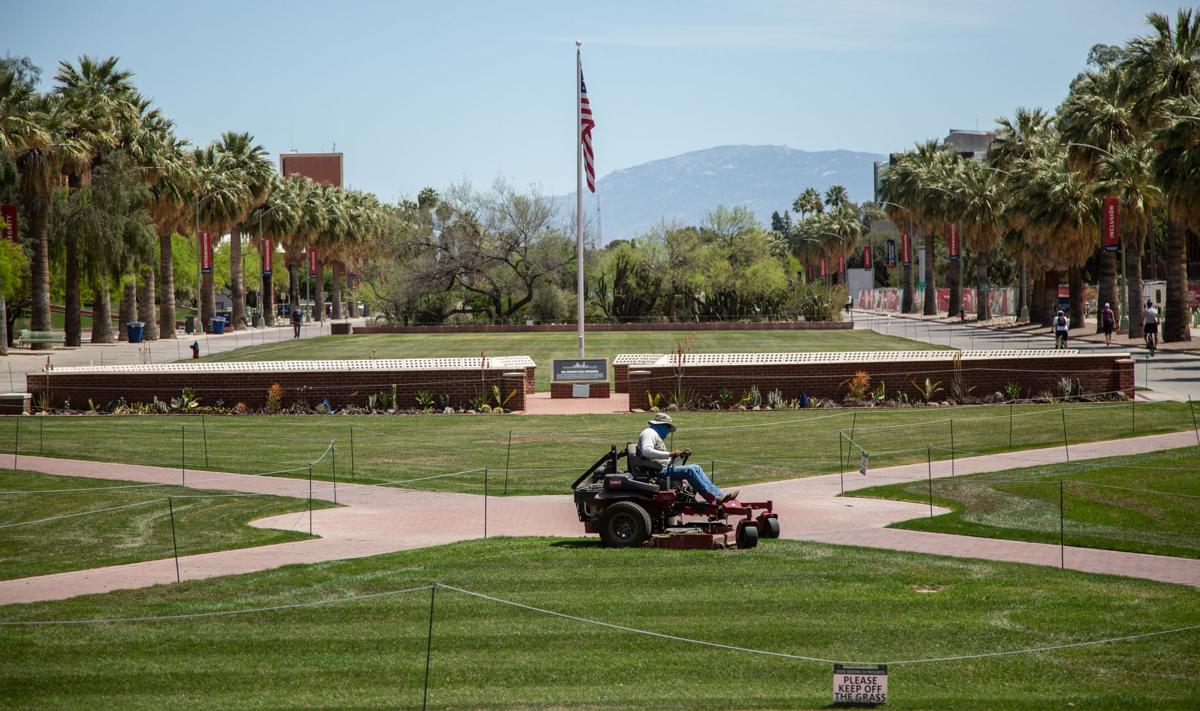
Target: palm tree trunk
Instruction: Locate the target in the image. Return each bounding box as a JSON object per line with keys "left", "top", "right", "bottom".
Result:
{"left": 91, "top": 277, "right": 115, "bottom": 344}
{"left": 1126, "top": 228, "right": 1144, "bottom": 339}
{"left": 331, "top": 261, "right": 343, "bottom": 319}
{"left": 262, "top": 243, "right": 275, "bottom": 326}
{"left": 288, "top": 263, "right": 301, "bottom": 317}
{"left": 159, "top": 232, "right": 176, "bottom": 339}
{"left": 1068, "top": 266, "right": 1085, "bottom": 329}
{"left": 118, "top": 273, "right": 135, "bottom": 342}
{"left": 922, "top": 232, "right": 936, "bottom": 315}
{"left": 29, "top": 198, "right": 52, "bottom": 349}
{"left": 313, "top": 258, "right": 324, "bottom": 322}
{"left": 1028, "top": 271, "right": 1044, "bottom": 324}
{"left": 901, "top": 262, "right": 913, "bottom": 313}
{"left": 1016, "top": 261, "right": 1027, "bottom": 321}
{"left": 1042, "top": 269, "right": 1059, "bottom": 327}
{"left": 138, "top": 264, "right": 158, "bottom": 340}
{"left": 230, "top": 225, "right": 245, "bottom": 330}
{"left": 64, "top": 234, "right": 82, "bottom": 347}
{"left": 1097, "top": 250, "right": 1117, "bottom": 333}
{"left": 947, "top": 257, "right": 962, "bottom": 318}
{"left": 975, "top": 250, "right": 991, "bottom": 321}
{"left": 1163, "top": 212, "right": 1191, "bottom": 342}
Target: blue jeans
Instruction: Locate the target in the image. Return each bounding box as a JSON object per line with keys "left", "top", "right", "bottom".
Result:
{"left": 665, "top": 464, "right": 723, "bottom": 501}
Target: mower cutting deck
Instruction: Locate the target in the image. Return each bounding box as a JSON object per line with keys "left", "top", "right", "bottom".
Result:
{"left": 571, "top": 445, "right": 780, "bottom": 549}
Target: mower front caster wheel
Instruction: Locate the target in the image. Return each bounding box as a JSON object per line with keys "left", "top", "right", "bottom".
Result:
{"left": 736, "top": 523, "right": 759, "bottom": 549}
{"left": 759, "top": 516, "right": 780, "bottom": 539}
{"left": 599, "top": 501, "right": 652, "bottom": 547}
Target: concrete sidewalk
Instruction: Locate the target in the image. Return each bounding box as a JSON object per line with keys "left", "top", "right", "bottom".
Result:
{"left": 1, "top": 430, "right": 1197, "bottom": 605}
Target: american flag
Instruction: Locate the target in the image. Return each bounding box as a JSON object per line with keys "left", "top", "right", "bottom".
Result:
{"left": 579, "top": 68, "right": 596, "bottom": 192}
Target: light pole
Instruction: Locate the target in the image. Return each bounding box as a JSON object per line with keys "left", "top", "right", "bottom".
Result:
{"left": 194, "top": 192, "right": 220, "bottom": 335}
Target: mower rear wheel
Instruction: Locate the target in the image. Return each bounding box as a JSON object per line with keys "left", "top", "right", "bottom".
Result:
{"left": 759, "top": 516, "right": 780, "bottom": 539}
{"left": 736, "top": 523, "right": 759, "bottom": 549}
{"left": 599, "top": 501, "right": 652, "bottom": 547}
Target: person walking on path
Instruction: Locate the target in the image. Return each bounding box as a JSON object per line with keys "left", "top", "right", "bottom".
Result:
{"left": 1101, "top": 302, "right": 1116, "bottom": 345}
{"left": 291, "top": 306, "right": 303, "bottom": 338}
{"left": 1053, "top": 310, "right": 1069, "bottom": 349}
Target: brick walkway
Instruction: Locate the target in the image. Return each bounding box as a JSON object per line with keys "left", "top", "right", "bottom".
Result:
{"left": 522, "top": 392, "right": 630, "bottom": 415}
{"left": 1, "top": 430, "right": 1197, "bottom": 605}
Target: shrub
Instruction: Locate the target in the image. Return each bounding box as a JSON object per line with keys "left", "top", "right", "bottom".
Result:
{"left": 843, "top": 371, "right": 871, "bottom": 400}
{"left": 266, "top": 384, "right": 283, "bottom": 412}
{"left": 792, "top": 283, "right": 848, "bottom": 322}
{"left": 1004, "top": 381, "right": 1021, "bottom": 401}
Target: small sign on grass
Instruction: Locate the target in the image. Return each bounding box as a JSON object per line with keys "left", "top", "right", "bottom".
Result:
{"left": 833, "top": 663, "right": 888, "bottom": 705}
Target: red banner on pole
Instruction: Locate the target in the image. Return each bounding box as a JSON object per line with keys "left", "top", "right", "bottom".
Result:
{"left": 1102, "top": 196, "right": 1120, "bottom": 253}
{"left": 863, "top": 244, "right": 872, "bottom": 270}
{"left": 261, "top": 238, "right": 273, "bottom": 276}
{"left": 819, "top": 258, "right": 827, "bottom": 278}
{"left": 901, "top": 233, "right": 911, "bottom": 265}
{"left": 948, "top": 224, "right": 960, "bottom": 261}
{"left": 1, "top": 204, "right": 17, "bottom": 242}
{"left": 308, "top": 247, "right": 318, "bottom": 277}
{"left": 199, "top": 230, "right": 213, "bottom": 274}
{"left": 838, "top": 252, "right": 846, "bottom": 276}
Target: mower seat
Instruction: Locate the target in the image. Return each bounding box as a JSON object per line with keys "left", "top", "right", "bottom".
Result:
{"left": 625, "top": 443, "right": 665, "bottom": 481}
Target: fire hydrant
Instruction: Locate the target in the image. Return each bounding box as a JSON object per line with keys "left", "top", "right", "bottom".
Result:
{"left": 191, "top": 341, "right": 200, "bottom": 359}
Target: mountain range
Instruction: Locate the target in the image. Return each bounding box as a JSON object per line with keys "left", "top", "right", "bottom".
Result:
{"left": 557, "top": 144, "right": 884, "bottom": 243}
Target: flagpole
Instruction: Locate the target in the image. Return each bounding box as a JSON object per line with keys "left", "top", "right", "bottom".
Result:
{"left": 575, "top": 41, "right": 586, "bottom": 358}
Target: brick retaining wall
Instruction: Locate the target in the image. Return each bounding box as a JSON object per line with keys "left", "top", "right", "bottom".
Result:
{"left": 27, "top": 358, "right": 536, "bottom": 412}
{"left": 625, "top": 351, "right": 1134, "bottom": 409}
{"left": 352, "top": 321, "right": 852, "bottom": 335}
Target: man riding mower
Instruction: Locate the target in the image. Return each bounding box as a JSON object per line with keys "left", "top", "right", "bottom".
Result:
{"left": 571, "top": 414, "right": 780, "bottom": 549}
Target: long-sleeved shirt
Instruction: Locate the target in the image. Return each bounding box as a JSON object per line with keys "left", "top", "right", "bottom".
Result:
{"left": 637, "top": 427, "right": 671, "bottom": 468}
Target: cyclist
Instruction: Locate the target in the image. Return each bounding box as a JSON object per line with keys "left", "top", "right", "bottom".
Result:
{"left": 1053, "top": 310, "right": 1069, "bottom": 349}
{"left": 1143, "top": 300, "right": 1160, "bottom": 355}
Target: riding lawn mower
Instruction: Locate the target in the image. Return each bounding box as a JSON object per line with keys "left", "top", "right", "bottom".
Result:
{"left": 572, "top": 444, "right": 780, "bottom": 549}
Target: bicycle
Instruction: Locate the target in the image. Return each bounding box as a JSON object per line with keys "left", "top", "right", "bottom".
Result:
{"left": 1144, "top": 325, "right": 1157, "bottom": 357}
{"left": 1054, "top": 331, "right": 1068, "bottom": 350}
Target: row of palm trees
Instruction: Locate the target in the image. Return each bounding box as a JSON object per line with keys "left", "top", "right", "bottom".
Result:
{"left": 876, "top": 9, "right": 1200, "bottom": 342}
{"left": 0, "top": 55, "right": 389, "bottom": 350}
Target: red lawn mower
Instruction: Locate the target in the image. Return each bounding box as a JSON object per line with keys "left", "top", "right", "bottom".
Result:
{"left": 572, "top": 444, "right": 779, "bottom": 549}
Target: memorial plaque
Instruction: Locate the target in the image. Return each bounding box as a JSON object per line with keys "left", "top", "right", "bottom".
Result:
{"left": 833, "top": 663, "right": 887, "bottom": 705}
{"left": 552, "top": 358, "right": 608, "bottom": 382}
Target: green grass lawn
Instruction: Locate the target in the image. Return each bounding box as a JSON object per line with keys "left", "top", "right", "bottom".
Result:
{"left": 849, "top": 446, "right": 1200, "bottom": 559}
{"left": 1, "top": 537, "right": 1197, "bottom": 709}
{"left": 192, "top": 329, "right": 946, "bottom": 390}
{"left": 0, "top": 469, "right": 335, "bottom": 580}
{"left": 0, "top": 401, "right": 1193, "bottom": 495}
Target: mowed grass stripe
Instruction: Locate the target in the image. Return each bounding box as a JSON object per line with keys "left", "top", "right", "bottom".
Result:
{"left": 0, "top": 401, "right": 1191, "bottom": 495}
{"left": 193, "top": 329, "right": 946, "bottom": 390}
{"left": 0, "top": 470, "right": 335, "bottom": 580}
{"left": 850, "top": 446, "right": 1200, "bottom": 558}
{"left": 1, "top": 539, "right": 1198, "bottom": 709}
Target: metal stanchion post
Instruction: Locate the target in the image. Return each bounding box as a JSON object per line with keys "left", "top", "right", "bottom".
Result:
{"left": 422, "top": 583, "right": 437, "bottom": 711}
{"left": 950, "top": 419, "right": 955, "bottom": 477}
{"left": 1059, "top": 480, "right": 1065, "bottom": 569}
{"left": 349, "top": 425, "right": 356, "bottom": 477}
{"left": 850, "top": 412, "right": 857, "bottom": 442}
{"left": 200, "top": 414, "right": 210, "bottom": 468}
{"left": 331, "top": 441, "right": 337, "bottom": 503}
{"left": 1061, "top": 408, "right": 1070, "bottom": 462}
{"left": 180, "top": 426, "right": 186, "bottom": 485}
{"left": 838, "top": 431, "right": 845, "bottom": 494}
{"left": 39, "top": 415, "right": 43, "bottom": 455}
{"left": 503, "top": 430, "right": 512, "bottom": 495}
{"left": 168, "top": 497, "right": 181, "bottom": 583}
{"left": 13, "top": 417, "right": 18, "bottom": 469}
{"left": 927, "top": 444, "right": 934, "bottom": 517}
{"left": 483, "top": 467, "right": 489, "bottom": 538}
{"left": 1009, "top": 401, "right": 1014, "bottom": 448}
{"left": 1190, "top": 396, "right": 1199, "bottom": 446}
{"left": 710, "top": 459, "right": 715, "bottom": 484}
{"left": 308, "top": 464, "right": 313, "bottom": 535}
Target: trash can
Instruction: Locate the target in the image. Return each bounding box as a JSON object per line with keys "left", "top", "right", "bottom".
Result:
{"left": 210, "top": 317, "right": 227, "bottom": 335}
{"left": 125, "top": 321, "right": 145, "bottom": 343}
{"left": 185, "top": 315, "right": 195, "bottom": 334}
{"left": 252, "top": 313, "right": 264, "bottom": 328}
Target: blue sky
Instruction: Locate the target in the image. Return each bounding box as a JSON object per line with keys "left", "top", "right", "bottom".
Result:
{"left": 8, "top": 0, "right": 1173, "bottom": 202}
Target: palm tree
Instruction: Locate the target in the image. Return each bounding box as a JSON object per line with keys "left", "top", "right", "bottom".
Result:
{"left": 216, "top": 132, "right": 273, "bottom": 330}
{"left": 145, "top": 129, "right": 194, "bottom": 338}
{"left": 944, "top": 158, "right": 1003, "bottom": 320}
{"left": 992, "top": 108, "right": 1056, "bottom": 324}
{"left": 54, "top": 56, "right": 138, "bottom": 345}
{"left": 248, "top": 175, "right": 302, "bottom": 327}
{"left": 1124, "top": 9, "right": 1200, "bottom": 341}
{"left": 0, "top": 80, "right": 88, "bottom": 349}
{"left": 791, "top": 187, "right": 823, "bottom": 219}
{"left": 192, "top": 144, "right": 249, "bottom": 331}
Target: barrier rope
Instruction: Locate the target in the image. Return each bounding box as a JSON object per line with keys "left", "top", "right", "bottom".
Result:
{"left": 0, "top": 500, "right": 162, "bottom": 529}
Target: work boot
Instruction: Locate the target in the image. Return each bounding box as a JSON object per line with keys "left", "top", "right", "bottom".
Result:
{"left": 720, "top": 490, "right": 740, "bottom": 503}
